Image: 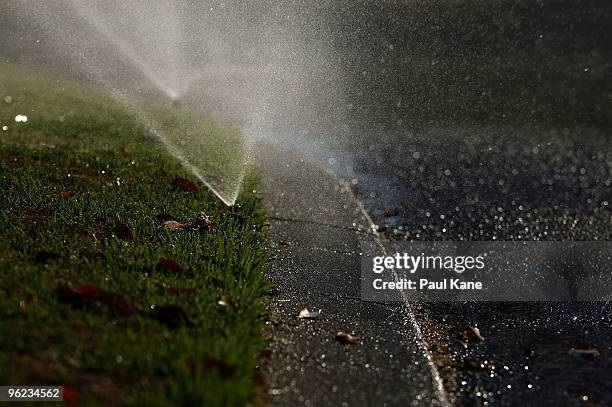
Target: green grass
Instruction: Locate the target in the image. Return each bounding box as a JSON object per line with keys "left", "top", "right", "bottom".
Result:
{"left": 0, "top": 60, "right": 271, "bottom": 406}
{"left": 0, "top": 60, "right": 248, "bottom": 204}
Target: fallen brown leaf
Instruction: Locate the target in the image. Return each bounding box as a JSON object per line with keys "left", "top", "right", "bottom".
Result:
{"left": 114, "top": 222, "right": 133, "bottom": 241}
{"left": 459, "top": 324, "right": 485, "bottom": 342}
{"left": 157, "top": 258, "right": 184, "bottom": 273}
{"left": 56, "top": 284, "right": 139, "bottom": 316}
{"left": 568, "top": 348, "right": 600, "bottom": 360}
{"left": 174, "top": 177, "right": 199, "bottom": 193}
{"left": 335, "top": 331, "right": 360, "bottom": 345}
{"left": 298, "top": 308, "right": 321, "bottom": 319}
{"left": 196, "top": 212, "right": 218, "bottom": 232}
{"left": 62, "top": 191, "right": 74, "bottom": 198}
{"left": 469, "top": 324, "right": 485, "bottom": 341}
{"left": 156, "top": 213, "right": 177, "bottom": 222}
{"left": 163, "top": 220, "right": 191, "bottom": 231}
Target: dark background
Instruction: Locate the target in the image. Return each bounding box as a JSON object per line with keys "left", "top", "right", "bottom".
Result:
{"left": 2, "top": 0, "right": 611, "bottom": 131}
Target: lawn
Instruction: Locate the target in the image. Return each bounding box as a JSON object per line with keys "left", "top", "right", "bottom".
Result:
{"left": 0, "top": 60, "right": 271, "bottom": 406}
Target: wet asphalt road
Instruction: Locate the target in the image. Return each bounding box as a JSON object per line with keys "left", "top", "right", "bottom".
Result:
{"left": 329, "top": 125, "right": 612, "bottom": 405}
{"left": 306, "top": 3, "right": 612, "bottom": 401}
{"left": 255, "top": 0, "right": 612, "bottom": 401}
{"left": 258, "top": 120, "right": 611, "bottom": 405}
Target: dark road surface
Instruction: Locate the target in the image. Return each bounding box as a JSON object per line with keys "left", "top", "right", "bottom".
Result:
{"left": 263, "top": 2, "right": 612, "bottom": 403}
{"left": 265, "top": 122, "right": 611, "bottom": 405}
{"left": 368, "top": 128, "right": 611, "bottom": 405}
{"left": 328, "top": 125, "right": 611, "bottom": 405}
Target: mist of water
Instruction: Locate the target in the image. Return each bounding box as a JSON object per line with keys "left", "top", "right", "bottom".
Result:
{"left": 3, "top": 0, "right": 346, "bottom": 205}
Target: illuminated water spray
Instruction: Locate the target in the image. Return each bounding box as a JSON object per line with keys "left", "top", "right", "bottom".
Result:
{"left": 14, "top": 0, "right": 256, "bottom": 205}
{"left": 6, "top": 0, "right": 348, "bottom": 205}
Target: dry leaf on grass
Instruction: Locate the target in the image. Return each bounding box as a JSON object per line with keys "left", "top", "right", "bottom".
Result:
{"left": 56, "top": 284, "right": 139, "bottom": 317}
{"left": 163, "top": 220, "right": 191, "bottom": 231}
{"left": 196, "top": 212, "right": 218, "bottom": 232}
{"left": 157, "top": 258, "right": 184, "bottom": 273}
{"left": 114, "top": 222, "right": 133, "bottom": 241}
{"left": 174, "top": 177, "right": 199, "bottom": 193}
{"left": 156, "top": 213, "right": 177, "bottom": 222}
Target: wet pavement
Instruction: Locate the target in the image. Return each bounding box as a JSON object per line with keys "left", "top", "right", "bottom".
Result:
{"left": 255, "top": 142, "right": 449, "bottom": 406}
{"left": 415, "top": 302, "right": 612, "bottom": 405}
{"left": 330, "top": 125, "right": 611, "bottom": 405}
{"left": 256, "top": 121, "right": 611, "bottom": 405}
